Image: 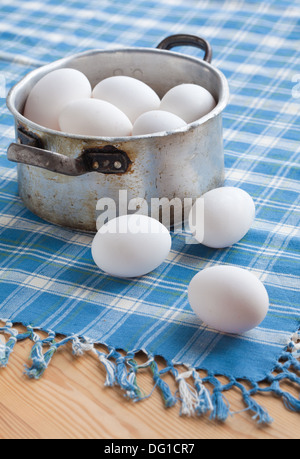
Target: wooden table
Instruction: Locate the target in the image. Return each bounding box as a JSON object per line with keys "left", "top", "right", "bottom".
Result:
{"left": 0, "top": 325, "right": 298, "bottom": 439}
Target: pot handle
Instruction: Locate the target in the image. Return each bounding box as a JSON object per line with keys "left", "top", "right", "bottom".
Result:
{"left": 7, "top": 142, "right": 132, "bottom": 176}
{"left": 156, "top": 34, "right": 212, "bottom": 63}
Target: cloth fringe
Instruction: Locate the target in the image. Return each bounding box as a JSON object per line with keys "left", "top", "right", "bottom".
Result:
{"left": 0, "top": 320, "right": 299, "bottom": 425}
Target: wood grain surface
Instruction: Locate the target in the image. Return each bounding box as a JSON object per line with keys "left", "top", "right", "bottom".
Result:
{"left": 0, "top": 325, "right": 299, "bottom": 440}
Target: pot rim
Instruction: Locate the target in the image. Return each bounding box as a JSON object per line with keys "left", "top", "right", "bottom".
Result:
{"left": 7, "top": 47, "right": 230, "bottom": 142}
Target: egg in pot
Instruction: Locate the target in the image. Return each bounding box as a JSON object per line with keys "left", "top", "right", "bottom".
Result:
{"left": 160, "top": 83, "right": 216, "bottom": 123}
{"left": 58, "top": 98, "right": 132, "bottom": 137}
{"left": 132, "top": 110, "right": 186, "bottom": 136}
{"left": 92, "top": 75, "right": 161, "bottom": 124}
{"left": 24, "top": 68, "right": 92, "bottom": 130}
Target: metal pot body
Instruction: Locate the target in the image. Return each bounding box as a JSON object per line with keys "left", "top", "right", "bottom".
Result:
{"left": 7, "top": 37, "right": 229, "bottom": 232}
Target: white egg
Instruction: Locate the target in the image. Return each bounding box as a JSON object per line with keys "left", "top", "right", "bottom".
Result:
{"left": 189, "top": 187, "right": 255, "bottom": 248}
{"left": 188, "top": 266, "right": 269, "bottom": 334}
{"left": 24, "top": 68, "right": 92, "bottom": 130}
{"left": 92, "top": 76, "right": 160, "bottom": 124}
{"left": 58, "top": 99, "right": 132, "bottom": 137}
{"left": 132, "top": 110, "right": 187, "bottom": 136}
{"left": 92, "top": 214, "right": 172, "bottom": 278}
{"left": 160, "top": 83, "right": 216, "bottom": 124}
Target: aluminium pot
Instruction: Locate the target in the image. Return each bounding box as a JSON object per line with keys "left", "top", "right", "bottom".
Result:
{"left": 6, "top": 34, "right": 229, "bottom": 232}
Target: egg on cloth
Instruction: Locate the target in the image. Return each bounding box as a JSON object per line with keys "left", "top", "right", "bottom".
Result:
{"left": 188, "top": 266, "right": 269, "bottom": 334}
{"left": 92, "top": 215, "right": 172, "bottom": 278}
{"left": 23, "top": 68, "right": 92, "bottom": 130}
{"left": 189, "top": 187, "right": 256, "bottom": 248}
{"left": 160, "top": 83, "right": 216, "bottom": 123}
{"left": 132, "top": 110, "right": 187, "bottom": 136}
{"left": 92, "top": 76, "right": 161, "bottom": 124}
{"left": 58, "top": 98, "right": 132, "bottom": 137}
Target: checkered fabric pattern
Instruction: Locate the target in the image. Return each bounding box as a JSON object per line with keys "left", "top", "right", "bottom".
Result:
{"left": 0, "top": 0, "right": 299, "bottom": 387}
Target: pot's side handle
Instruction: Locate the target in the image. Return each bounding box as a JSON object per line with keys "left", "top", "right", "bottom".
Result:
{"left": 156, "top": 34, "right": 212, "bottom": 63}
{"left": 7, "top": 143, "right": 88, "bottom": 176}
{"left": 7, "top": 143, "right": 132, "bottom": 176}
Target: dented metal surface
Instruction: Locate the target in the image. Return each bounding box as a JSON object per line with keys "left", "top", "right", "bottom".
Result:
{"left": 6, "top": 35, "right": 229, "bottom": 232}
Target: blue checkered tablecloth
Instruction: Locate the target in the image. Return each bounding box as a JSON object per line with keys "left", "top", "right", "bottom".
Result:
{"left": 0, "top": 0, "right": 299, "bottom": 422}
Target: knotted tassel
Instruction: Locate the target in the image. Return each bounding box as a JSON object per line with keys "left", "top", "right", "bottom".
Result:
{"left": 290, "top": 355, "right": 300, "bottom": 372}
{"left": 209, "top": 376, "right": 231, "bottom": 422}
{"left": 96, "top": 350, "right": 117, "bottom": 388}
{"left": 0, "top": 333, "right": 17, "bottom": 368}
{"left": 125, "top": 358, "right": 146, "bottom": 401}
{"left": 72, "top": 335, "right": 94, "bottom": 356}
{"left": 270, "top": 379, "right": 300, "bottom": 412}
{"left": 0, "top": 321, "right": 20, "bottom": 368}
{"left": 72, "top": 336, "right": 117, "bottom": 387}
{"left": 25, "top": 329, "right": 57, "bottom": 379}
{"left": 192, "top": 370, "right": 213, "bottom": 416}
{"left": 244, "top": 394, "right": 273, "bottom": 424}
{"left": 281, "top": 349, "right": 300, "bottom": 372}
{"left": 235, "top": 381, "right": 273, "bottom": 424}
{"left": 175, "top": 369, "right": 199, "bottom": 416}
{"left": 0, "top": 333, "right": 6, "bottom": 361}
{"left": 111, "top": 350, "right": 141, "bottom": 400}
{"left": 210, "top": 390, "right": 230, "bottom": 422}
{"left": 150, "top": 360, "right": 177, "bottom": 408}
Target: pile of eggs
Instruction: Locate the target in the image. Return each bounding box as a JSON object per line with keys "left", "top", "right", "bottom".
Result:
{"left": 23, "top": 68, "right": 216, "bottom": 136}
{"left": 92, "top": 187, "right": 270, "bottom": 335}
